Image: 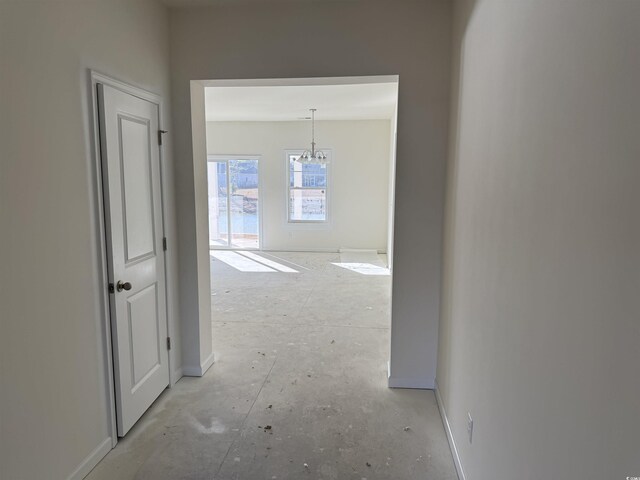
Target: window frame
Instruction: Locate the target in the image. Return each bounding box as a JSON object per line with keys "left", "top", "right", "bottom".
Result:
{"left": 285, "top": 149, "right": 331, "bottom": 224}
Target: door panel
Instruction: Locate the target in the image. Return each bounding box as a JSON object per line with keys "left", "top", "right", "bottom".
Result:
{"left": 128, "top": 283, "right": 160, "bottom": 389}
{"left": 229, "top": 159, "right": 259, "bottom": 249}
{"left": 119, "top": 115, "right": 155, "bottom": 261}
{"left": 208, "top": 161, "right": 228, "bottom": 247}
{"left": 98, "top": 83, "right": 169, "bottom": 437}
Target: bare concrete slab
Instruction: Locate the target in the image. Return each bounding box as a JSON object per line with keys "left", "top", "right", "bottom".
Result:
{"left": 86, "top": 252, "right": 456, "bottom": 480}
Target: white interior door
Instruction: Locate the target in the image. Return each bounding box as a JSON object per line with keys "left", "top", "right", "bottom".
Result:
{"left": 97, "top": 83, "right": 170, "bottom": 437}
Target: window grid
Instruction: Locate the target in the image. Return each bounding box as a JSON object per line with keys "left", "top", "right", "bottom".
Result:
{"left": 287, "top": 152, "right": 329, "bottom": 223}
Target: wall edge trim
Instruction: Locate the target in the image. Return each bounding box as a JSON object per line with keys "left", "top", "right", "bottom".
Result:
{"left": 200, "top": 351, "right": 215, "bottom": 375}
{"left": 172, "top": 366, "right": 183, "bottom": 386}
{"left": 183, "top": 351, "right": 215, "bottom": 377}
{"left": 66, "top": 437, "right": 112, "bottom": 480}
{"left": 434, "top": 380, "right": 466, "bottom": 480}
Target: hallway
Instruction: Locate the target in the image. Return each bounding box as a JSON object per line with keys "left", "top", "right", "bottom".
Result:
{"left": 86, "top": 252, "right": 456, "bottom": 479}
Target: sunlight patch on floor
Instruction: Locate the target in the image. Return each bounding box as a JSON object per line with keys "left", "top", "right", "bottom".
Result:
{"left": 237, "top": 251, "right": 298, "bottom": 273}
{"left": 210, "top": 251, "right": 275, "bottom": 272}
{"left": 210, "top": 250, "right": 299, "bottom": 273}
{"left": 331, "top": 262, "right": 391, "bottom": 276}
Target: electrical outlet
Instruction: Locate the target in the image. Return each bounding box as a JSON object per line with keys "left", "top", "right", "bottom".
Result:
{"left": 467, "top": 413, "right": 474, "bottom": 443}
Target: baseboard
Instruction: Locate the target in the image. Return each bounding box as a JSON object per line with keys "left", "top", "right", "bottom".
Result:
{"left": 182, "top": 365, "right": 202, "bottom": 376}
{"left": 434, "top": 381, "right": 466, "bottom": 480}
{"left": 200, "top": 351, "right": 215, "bottom": 375}
{"left": 171, "top": 366, "right": 183, "bottom": 386}
{"left": 338, "top": 248, "right": 378, "bottom": 253}
{"left": 261, "top": 247, "right": 338, "bottom": 253}
{"left": 260, "top": 247, "right": 388, "bottom": 254}
{"left": 388, "top": 376, "right": 435, "bottom": 389}
{"left": 66, "top": 437, "right": 112, "bottom": 480}
{"left": 182, "top": 351, "right": 215, "bottom": 377}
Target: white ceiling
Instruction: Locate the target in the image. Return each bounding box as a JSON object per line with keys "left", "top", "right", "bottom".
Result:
{"left": 204, "top": 83, "right": 398, "bottom": 122}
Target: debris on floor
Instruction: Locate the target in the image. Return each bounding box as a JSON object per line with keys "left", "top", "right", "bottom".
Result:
{"left": 98, "top": 252, "right": 457, "bottom": 480}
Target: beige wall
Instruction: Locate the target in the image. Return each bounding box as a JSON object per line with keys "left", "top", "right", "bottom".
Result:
{"left": 438, "top": 0, "right": 640, "bottom": 478}
{"left": 207, "top": 120, "right": 391, "bottom": 252}
{"left": 0, "top": 1, "right": 179, "bottom": 478}
{"left": 170, "top": 0, "right": 452, "bottom": 387}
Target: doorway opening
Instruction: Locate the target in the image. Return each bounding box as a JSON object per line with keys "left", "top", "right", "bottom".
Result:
{"left": 200, "top": 75, "right": 399, "bottom": 374}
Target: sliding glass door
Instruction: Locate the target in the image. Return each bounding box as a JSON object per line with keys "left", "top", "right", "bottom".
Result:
{"left": 207, "top": 156, "right": 260, "bottom": 250}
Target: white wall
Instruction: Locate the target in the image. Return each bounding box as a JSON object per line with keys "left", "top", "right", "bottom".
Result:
{"left": 387, "top": 112, "right": 398, "bottom": 271}
{"left": 0, "top": 1, "right": 179, "bottom": 478}
{"left": 207, "top": 120, "right": 391, "bottom": 252}
{"left": 170, "top": 0, "right": 452, "bottom": 389}
{"left": 438, "top": 1, "right": 640, "bottom": 478}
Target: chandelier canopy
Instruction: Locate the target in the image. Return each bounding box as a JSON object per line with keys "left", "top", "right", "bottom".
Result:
{"left": 298, "top": 108, "right": 327, "bottom": 164}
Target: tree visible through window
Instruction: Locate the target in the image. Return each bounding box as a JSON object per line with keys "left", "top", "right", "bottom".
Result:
{"left": 288, "top": 152, "right": 329, "bottom": 222}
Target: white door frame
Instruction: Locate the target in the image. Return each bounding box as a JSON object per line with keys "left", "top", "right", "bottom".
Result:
{"left": 207, "top": 154, "right": 263, "bottom": 250}
{"left": 192, "top": 76, "right": 399, "bottom": 379}
{"left": 89, "top": 70, "right": 175, "bottom": 446}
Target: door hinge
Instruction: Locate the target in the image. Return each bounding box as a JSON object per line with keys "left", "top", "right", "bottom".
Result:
{"left": 108, "top": 283, "right": 115, "bottom": 294}
{"left": 166, "top": 337, "right": 171, "bottom": 350}
{"left": 158, "top": 129, "right": 168, "bottom": 146}
{"left": 162, "top": 237, "right": 167, "bottom": 251}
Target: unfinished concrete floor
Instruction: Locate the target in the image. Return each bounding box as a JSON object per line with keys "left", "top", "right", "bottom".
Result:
{"left": 86, "top": 251, "right": 457, "bottom": 480}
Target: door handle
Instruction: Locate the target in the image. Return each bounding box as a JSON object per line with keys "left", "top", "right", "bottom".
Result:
{"left": 116, "top": 281, "right": 132, "bottom": 292}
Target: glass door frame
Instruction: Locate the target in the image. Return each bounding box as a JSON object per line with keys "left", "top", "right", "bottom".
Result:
{"left": 207, "top": 154, "right": 262, "bottom": 250}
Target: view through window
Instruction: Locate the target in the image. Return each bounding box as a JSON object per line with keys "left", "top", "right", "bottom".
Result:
{"left": 288, "top": 152, "right": 329, "bottom": 222}
{"left": 208, "top": 157, "right": 260, "bottom": 249}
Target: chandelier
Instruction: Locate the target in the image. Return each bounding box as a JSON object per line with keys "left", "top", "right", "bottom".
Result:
{"left": 298, "top": 108, "right": 327, "bottom": 164}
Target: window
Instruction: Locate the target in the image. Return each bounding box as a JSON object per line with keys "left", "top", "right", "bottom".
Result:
{"left": 287, "top": 151, "right": 330, "bottom": 223}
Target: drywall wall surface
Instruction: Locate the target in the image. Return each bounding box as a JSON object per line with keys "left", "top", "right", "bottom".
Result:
{"left": 387, "top": 113, "right": 398, "bottom": 271}
{"left": 438, "top": 0, "right": 640, "bottom": 478}
{"left": 190, "top": 83, "right": 213, "bottom": 371}
{"left": 207, "top": 120, "right": 391, "bottom": 252}
{"left": 170, "top": 0, "right": 452, "bottom": 388}
{"left": 0, "top": 1, "right": 178, "bottom": 478}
